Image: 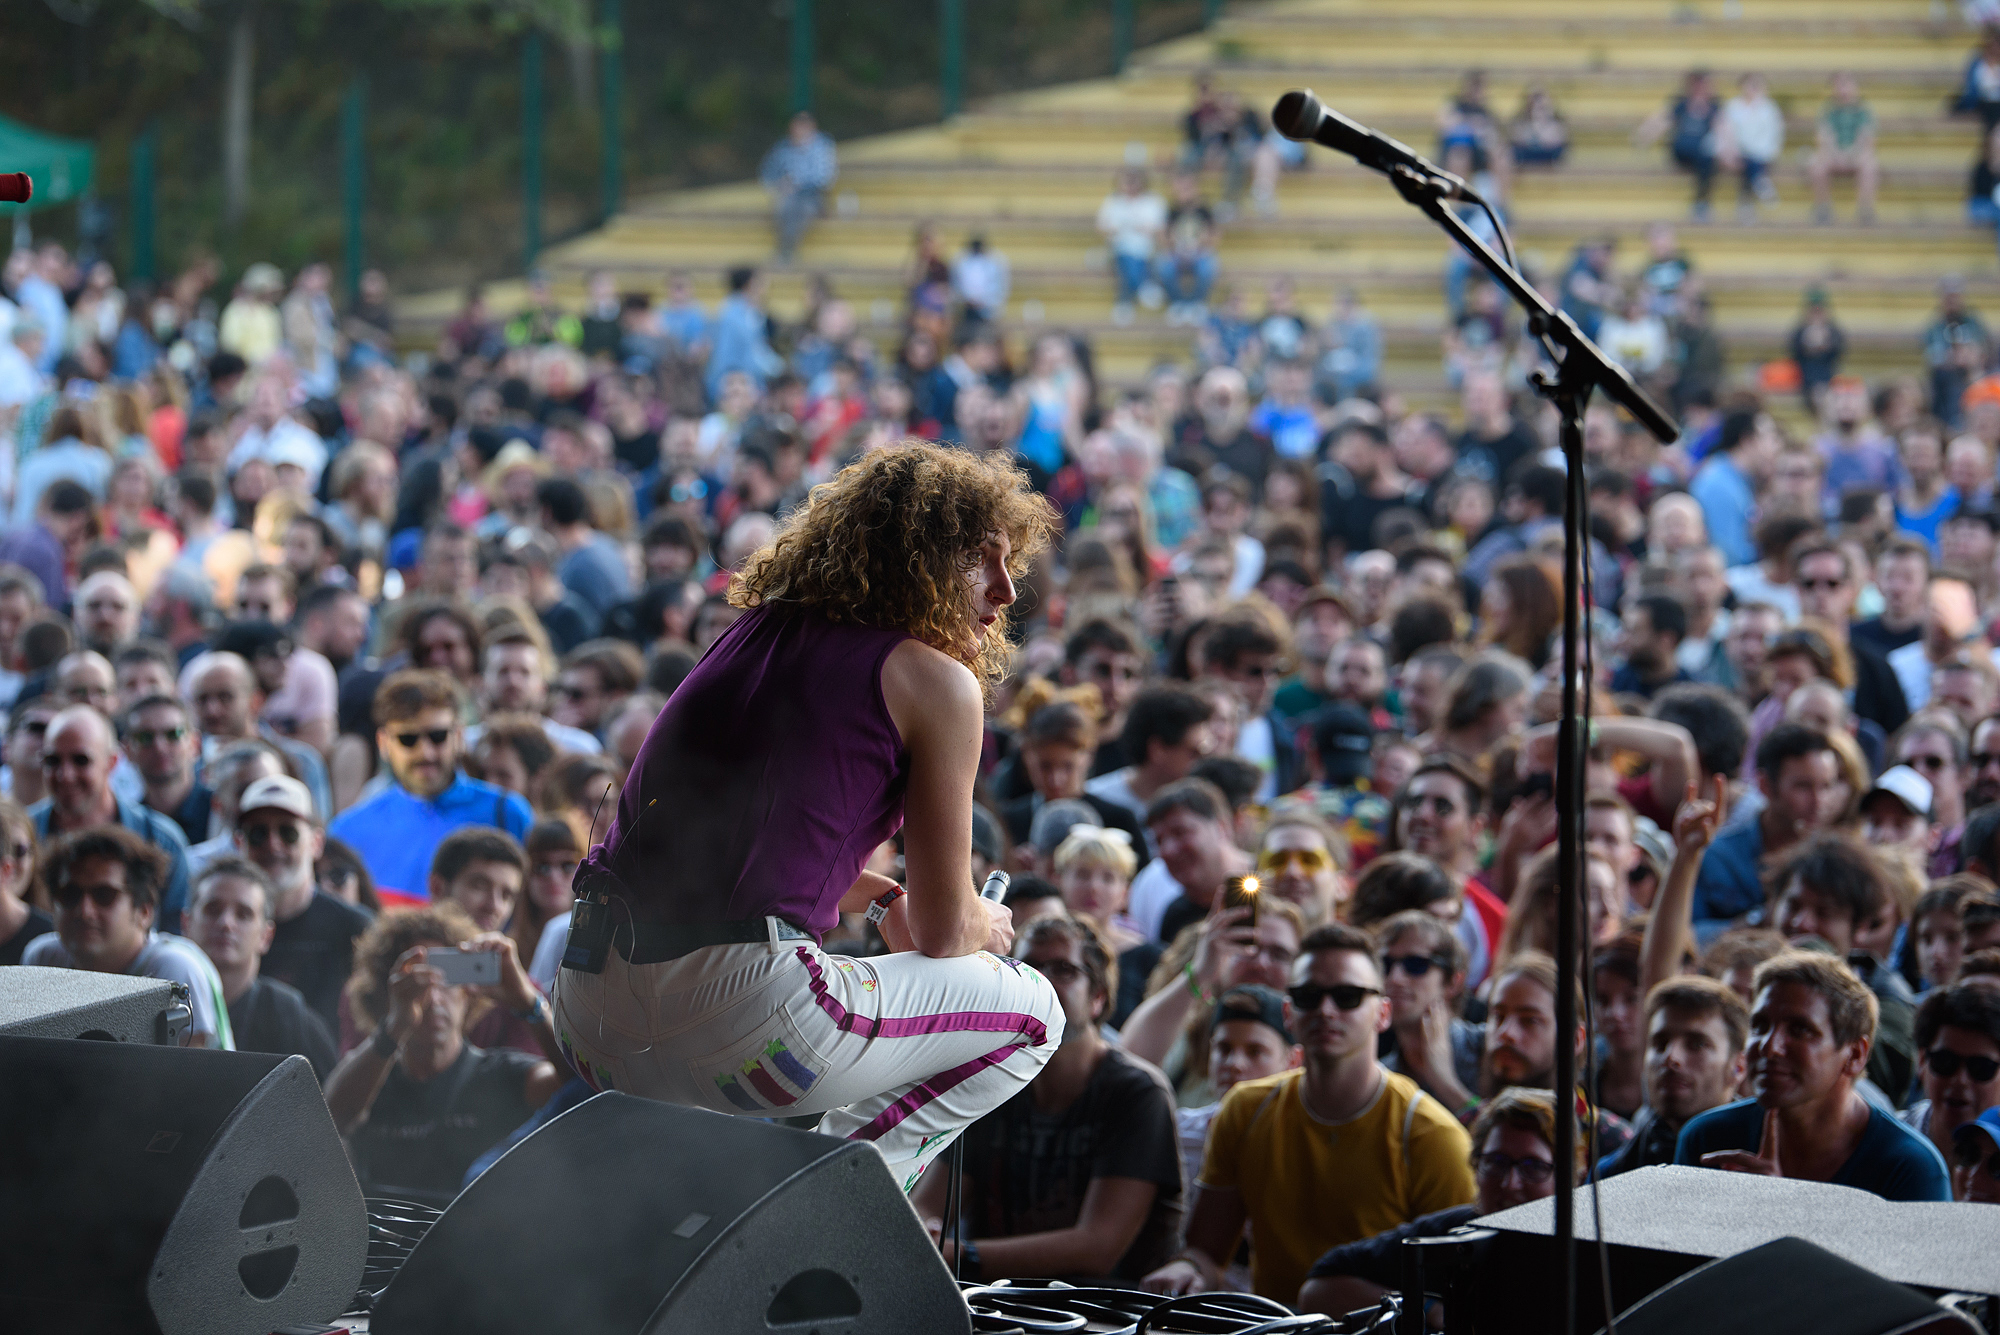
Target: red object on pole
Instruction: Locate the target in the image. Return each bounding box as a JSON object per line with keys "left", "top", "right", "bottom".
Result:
{"left": 0, "top": 174, "right": 32, "bottom": 204}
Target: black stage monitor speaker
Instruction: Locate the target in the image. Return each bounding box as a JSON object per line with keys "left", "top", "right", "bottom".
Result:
{"left": 1468, "top": 1165, "right": 2000, "bottom": 1335}
{"left": 1605, "top": 1237, "right": 1978, "bottom": 1335}
{"left": 0, "top": 1036, "right": 368, "bottom": 1335}
{"left": 370, "top": 1091, "right": 974, "bottom": 1335}
{"left": 0, "top": 964, "right": 190, "bottom": 1043}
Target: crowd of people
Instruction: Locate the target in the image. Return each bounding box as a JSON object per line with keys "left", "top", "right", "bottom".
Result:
{"left": 3, "top": 63, "right": 2000, "bottom": 1313}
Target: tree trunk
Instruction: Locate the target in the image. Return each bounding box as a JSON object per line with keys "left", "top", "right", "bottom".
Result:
{"left": 223, "top": 1, "right": 254, "bottom": 231}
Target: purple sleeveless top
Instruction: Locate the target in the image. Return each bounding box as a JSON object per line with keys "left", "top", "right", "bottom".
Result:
{"left": 583, "top": 605, "right": 913, "bottom": 937}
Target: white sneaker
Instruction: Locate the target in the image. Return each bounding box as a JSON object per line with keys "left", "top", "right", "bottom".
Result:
{"left": 1138, "top": 282, "right": 1166, "bottom": 311}
{"left": 1112, "top": 301, "right": 1135, "bottom": 326}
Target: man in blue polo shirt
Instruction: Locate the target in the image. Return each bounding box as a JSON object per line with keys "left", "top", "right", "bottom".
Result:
{"left": 1692, "top": 722, "right": 1842, "bottom": 941}
{"left": 1676, "top": 950, "right": 1949, "bottom": 1201}
{"left": 327, "top": 670, "right": 532, "bottom": 907}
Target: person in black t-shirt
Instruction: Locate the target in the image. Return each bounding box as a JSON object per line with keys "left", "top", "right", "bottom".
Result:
{"left": 1319, "top": 419, "right": 1426, "bottom": 563}
{"left": 187, "top": 855, "right": 337, "bottom": 1080}
{"left": 0, "top": 798, "right": 52, "bottom": 965}
{"left": 324, "top": 903, "right": 563, "bottom": 1206}
{"left": 919, "top": 916, "right": 1184, "bottom": 1283}
{"left": 236, "top": 774, "right": 373, "bottom": 1035}
{"left": 1451, "top": 370, "right": 1540, "bottom": 490}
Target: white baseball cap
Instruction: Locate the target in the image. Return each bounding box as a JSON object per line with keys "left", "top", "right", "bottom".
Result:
{"left": 237, "top": 774, "right": 317, "bottom": 824}
{"left": 1864, "top": 765, "right": 1932, "bottom": 820}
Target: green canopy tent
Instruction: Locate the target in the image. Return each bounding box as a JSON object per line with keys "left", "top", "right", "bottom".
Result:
{"left": 0, "top": 114, "right": 94, "bottom": 223}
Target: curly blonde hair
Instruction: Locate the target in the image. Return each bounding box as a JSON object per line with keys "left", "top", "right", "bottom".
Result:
{"left": 729, "top": 441, "right": 1059, "bottom": 695}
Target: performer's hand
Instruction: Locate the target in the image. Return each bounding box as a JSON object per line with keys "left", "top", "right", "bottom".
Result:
{"left": 1142, "top": 1258, "right": 1208, "bottom": 1296}
{"left": 980, "top": 897, "right": 1015, "bottom": 956}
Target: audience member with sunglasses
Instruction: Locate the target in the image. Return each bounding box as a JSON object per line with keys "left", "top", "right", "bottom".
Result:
{"left": 326, "top": 670, "right": 533, "bottom": 907}
{"left": 21, "top": 824, "right": 231, "bottom": 1048}
{"left": 122, "top": 694, "right": 211, "bottom": 845}
{"left": 235, "top": 772, "right": 372, "bottom": 1037}
{"left": 28, "top": 705, "right": 193, "bottom": 933}
{"left": 1900, "top": 983, "right": 2000, "bottom": 1169}
{"left": 1142, "top": 922, "right": 1475, "bottom": 1305}
{"left": 0, "top": 795, "right": 49, "bottom": 967}
{"left": 1375, "top": 908, "right": 1484, "bottom": 1107}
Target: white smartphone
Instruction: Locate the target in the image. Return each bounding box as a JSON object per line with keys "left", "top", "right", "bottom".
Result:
{"left": 425, "top": 947, "right": 500, "bottom": 988}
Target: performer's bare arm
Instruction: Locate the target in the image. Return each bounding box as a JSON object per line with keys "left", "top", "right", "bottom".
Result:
{"left": 879, "top": 638, "right": 1013, "bottom": 959}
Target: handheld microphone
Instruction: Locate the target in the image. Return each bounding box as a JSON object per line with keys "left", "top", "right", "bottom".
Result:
{"left": 0, "top": 174, "right": 31, "bottom": 205}
{"left": 980, "top": 869, "right": 1011, "bottom": 902}
{"left": 1272, "top": 89, "right": 1470, "bottom": 199}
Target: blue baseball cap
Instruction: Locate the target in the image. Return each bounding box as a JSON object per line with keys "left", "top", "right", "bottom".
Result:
{"left": 1952, "top": 1105, "right": 2000, "bottom": 1153}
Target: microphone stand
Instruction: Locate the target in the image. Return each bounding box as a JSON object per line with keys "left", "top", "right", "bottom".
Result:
{"left": 1369, "top": 161, "right": 1679, "bottom": 1335}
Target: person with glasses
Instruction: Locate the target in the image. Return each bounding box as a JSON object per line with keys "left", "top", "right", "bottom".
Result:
{"left": 186, "top": 855, "right": 336, "bottom": 1079}
{"left": 327, "top": 670, "right": 533, "bottom": 908}
{"left": 1601, "top": 976, "right": 1749, "bottom": 1177}
{"left": 183, "top": 650, "right": 332, "bottom": 823}
{"left": 917, "top": 915, "right": 1184, "bottom": 1283}
{"left": 1889, "top": 715, "right": 1968, "bottom": 878}
{"left": 237, "top": 773, "right": 372, "bottom": 1037}
{"left": 1680, "top": 950, "right": 1949, "bottom": 1200}
{"left": 548, "top": 639, "right": 644, "bottom": 742}
{"left": 1790, "top": 538, "right": 1913, "bottom": 738}
{"left": 1900, "top": 983, "right": 2000, "bottom": 1170}
{"left": 1143, "top": 923, "right": 1475, "bottom": 1304}
{"left": 1300, "top": 1087, "right": 1574, "bottom": 1318}
{"left": 122, "top": 694, "right": 210, "bottom": 846}
{"left": 1059, "top": 619, "right": 1147, "bottom": 775}
{"left": 1966, "top": 716, "right": 2000, "bottom": 810}
{"left": 28, "top": 705, "right": 193, "bottom": 933}
{"left": 21, "top": 825, "right": 230, "bottom": 1048}
{"left": 1859, "top": 764, "right": 1936, "bottom": 866}
{"left": 1375, "top": 909, "right": 1483, "bottom": 1108}
{"left": 0, "top": 796, "right": 48, "bottom": 965}
{"left": 523, "top": 818, "right": 586, "bottom": 993}
{"left": 1199, "top": 615, "right": 1300, "bottom": 804}
{"left": 1254, "top": 810, "right": 1346, "bottom": 928}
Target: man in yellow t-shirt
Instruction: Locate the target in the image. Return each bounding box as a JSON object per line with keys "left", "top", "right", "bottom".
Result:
{"left": 1143, "top": 922, "right": 1476, "bottom": 1305}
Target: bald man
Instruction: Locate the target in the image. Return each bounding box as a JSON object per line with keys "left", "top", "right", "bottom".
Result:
{"left": 183, "top": 651, "right": 332, "bottom": 820}
{"left": 54, "top": 650, "right": 117, "bottom": 716}
{"left": 74, "top": 570, "right": 140, "bottom": 657}
{"left": 29, "top": 705, "right": 193, "bottom": 933}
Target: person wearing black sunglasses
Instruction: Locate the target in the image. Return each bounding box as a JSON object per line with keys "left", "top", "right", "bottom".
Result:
{"left": 20, "top": 824, "right": 230, "bottom": 1051}
{"left": 1375, "top": 910, "right": 1481, "bottom": 1108}
{"left": 326, "top": 670, "right": 535, "bottom": 906}
{"left": 1143, "top": 923, "right": 1475, "bottom": 1305}
{"left": 1902, "top": 983, "right": 2000, "bottom": 1172}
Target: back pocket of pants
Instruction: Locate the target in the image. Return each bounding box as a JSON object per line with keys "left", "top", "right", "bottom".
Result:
{"left": 685, "top": 1004, "right": 830, "bottom": 1115}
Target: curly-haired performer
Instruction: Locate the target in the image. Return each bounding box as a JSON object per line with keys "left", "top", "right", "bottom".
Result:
{"left": 554, "top": 441, "right": 1067, "bottom": 1189}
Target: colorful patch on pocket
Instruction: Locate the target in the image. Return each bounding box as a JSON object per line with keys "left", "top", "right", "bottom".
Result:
{"left": 714, "top": 1035, "right": 821, "bottom": 1110}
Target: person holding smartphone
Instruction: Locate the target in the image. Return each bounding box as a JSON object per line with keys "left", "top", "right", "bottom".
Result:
{"left": 324, "top": 902, "right": 564, "bottom": 1206}
{"left": 555, "top": 442, "right": 1066, "bottom": 1192}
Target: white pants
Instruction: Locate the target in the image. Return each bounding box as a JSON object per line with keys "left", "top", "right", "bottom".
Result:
{"left": 552, "top": 929, "right": 1065, "bottom": 1190}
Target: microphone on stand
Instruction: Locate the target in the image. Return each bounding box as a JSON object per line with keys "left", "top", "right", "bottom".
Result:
{"left": 1272, "top": 89, "right": 1472, "bottom": 199}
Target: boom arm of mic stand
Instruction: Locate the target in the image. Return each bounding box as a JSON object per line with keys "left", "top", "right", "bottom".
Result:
{"left": 1383, "top": 167, "right": 1679, "bottom": 445}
